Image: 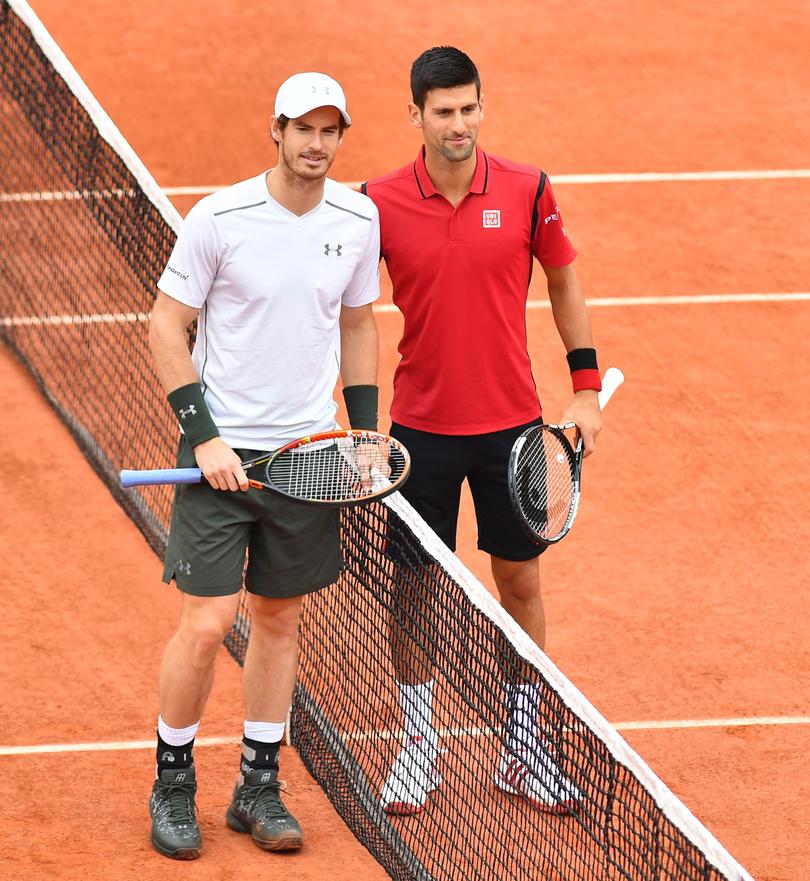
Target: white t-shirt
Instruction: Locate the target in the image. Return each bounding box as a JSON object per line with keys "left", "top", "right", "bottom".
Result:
{"left": 157, "top": 172, "right": 381, "bottom": 450}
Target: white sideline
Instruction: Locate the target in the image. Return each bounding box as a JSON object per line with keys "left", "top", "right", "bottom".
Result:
{"left": 2, "top": 292, "right": 808, "bottom": 328}
{"left": 159, "top": 169, "right": 810, "bottom": 196}
{"left": 2, "top": 715, "right": 808, "bottom": 756}
{"left": 3, "top": 169, "right": 810, "bottom": 204}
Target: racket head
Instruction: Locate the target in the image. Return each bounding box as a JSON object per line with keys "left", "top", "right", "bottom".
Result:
{"left": 248, "top": 430, "right": 411, "bottom": 507}
{"left": 508, "top": 423, "right": 582, "bottom": 545}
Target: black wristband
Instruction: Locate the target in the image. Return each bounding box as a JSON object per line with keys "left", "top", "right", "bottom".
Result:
{"left": 566, "top": 348, "right": 599, "bottom": 372}
{"left": 167, "top": 383, "right": 220, "bottom": 448}
{"left": 343, "top": 384, "right": 378, "bottom": 431}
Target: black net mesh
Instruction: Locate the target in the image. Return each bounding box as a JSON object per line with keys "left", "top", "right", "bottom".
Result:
{"left": 0, "top": 3, "right": 747, "bottom": 880}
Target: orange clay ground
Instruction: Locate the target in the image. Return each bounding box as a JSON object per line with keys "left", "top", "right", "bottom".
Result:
{"left": 1, "top": 2, "right": 808, "bottom": 879}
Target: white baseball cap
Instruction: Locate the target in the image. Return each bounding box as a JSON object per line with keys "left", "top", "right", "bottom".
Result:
{"left": 274, "top": 72, "right": 352, "bottom": 126}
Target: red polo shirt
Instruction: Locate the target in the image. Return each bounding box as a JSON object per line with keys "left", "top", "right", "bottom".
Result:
{"left": 364, "top": 146, "right": 576, "bottom": 435}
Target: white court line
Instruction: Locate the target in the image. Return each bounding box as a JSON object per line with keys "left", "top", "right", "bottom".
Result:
{"left": 0, "top": 312, "right": 149, "bottom": 327}
{"left": 161, "top": 169, "right": 810, "bottom": 195}
{"left": 2, "top": 293, "right": 809, "bottom": 328}
{"left": 375, "top": 292, "right": 810, "bottom": 313}
{"left": 1, "top": 715, "right": 808, "bottom": 757}
{"left": 4, "top": 169, "right": 810, "bottom": 204}
{"left": 0, "top": 188, "right": 136, "bottom": 202}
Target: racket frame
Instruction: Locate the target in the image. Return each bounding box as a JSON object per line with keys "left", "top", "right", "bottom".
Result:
{"left": 507, "top": 366, "right": 625, "bottom": 546}
{"left": 120, "top": 429, "right": 410, "bottom": 508}
{"left": 508, "top": 421, "right": 583, "bottom": 546}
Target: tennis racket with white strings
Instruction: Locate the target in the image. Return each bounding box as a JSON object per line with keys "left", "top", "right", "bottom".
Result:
{"left": 508, "top": 367, "right": 624, "bottom": 545}
{"left": 120, "top": 429, "right": 410, "bottom": 507}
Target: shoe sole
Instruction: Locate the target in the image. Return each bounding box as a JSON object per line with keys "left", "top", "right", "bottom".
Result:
{"left": 150, "top": 834, "right": 201, "bottom": 860}
{"left": 381, "top": 774, "right": 440, "bottom": 816}
{"left": 383, "top": 800, "right": 426, "bottom": 816}
{"left": 226, "top": 807, "right": 304, "bottom": 850}
{"left": 494, "top": 776, "right": 581, "bottom": 815}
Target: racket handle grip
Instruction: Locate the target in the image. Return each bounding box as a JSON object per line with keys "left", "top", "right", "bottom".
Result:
{"left": 598, "top": 367, "right": 625, "bottom": 409}
{"left": 120, "top": 468, "right": 203, "bottom": 487}
{"left": 370, "top": 466, "right": 391, "bottom": 492}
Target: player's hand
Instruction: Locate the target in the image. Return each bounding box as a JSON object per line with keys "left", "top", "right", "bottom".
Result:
{"left": 354, "top": 439, "right": 391, "bottom": 490}
{"left": 560, "top": 389, "right": 603, "bottom": 457}
{"left": 194, "top": 437, "right": 249, "bottom": 491}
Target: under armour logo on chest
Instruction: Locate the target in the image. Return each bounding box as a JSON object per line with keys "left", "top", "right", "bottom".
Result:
{"left": 324, "top": 243, "right": 343, "bottom": 256}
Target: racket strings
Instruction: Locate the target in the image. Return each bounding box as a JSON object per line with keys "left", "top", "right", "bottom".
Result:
{"left": 267, "top": 437, "right": 407, "bottom": 503}
{"left": 516, "top": 429, "right": 576, "bottom": 539}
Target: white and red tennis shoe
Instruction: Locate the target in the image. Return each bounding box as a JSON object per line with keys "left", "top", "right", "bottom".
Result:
{"left": 380, "top": 736, "right": 441, "bottom": 815}
{"left": 494, "top": 742, "right": 582, "bottom": 814}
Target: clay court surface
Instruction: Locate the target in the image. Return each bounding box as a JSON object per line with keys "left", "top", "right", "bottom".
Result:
{"left": 2, "top": 1, "right": 809, "bottom": 879}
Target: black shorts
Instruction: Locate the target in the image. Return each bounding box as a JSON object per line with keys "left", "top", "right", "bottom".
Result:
{"left": 162, "top": 440, "right": 340, "bottom": 598}
{"left": 390, "top": 421, "right": 546, "bottom": 562}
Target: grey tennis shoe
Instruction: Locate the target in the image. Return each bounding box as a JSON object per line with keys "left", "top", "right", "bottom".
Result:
{"left": 149, "top": 764, "right": 202, "bottom": 860}
{"left": 226, "top": 767, "right": 304, "bottom": 851}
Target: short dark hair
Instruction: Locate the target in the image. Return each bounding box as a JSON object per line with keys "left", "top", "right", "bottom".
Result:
{"left": 410, "top": 46, "right": 480, "bottom": 110}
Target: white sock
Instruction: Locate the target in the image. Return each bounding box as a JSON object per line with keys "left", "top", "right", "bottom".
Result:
{"left": 157, "top": 715, "right": 200, "bottom": 746}
{"left": 399, "top": 680, "right": 436, "bottom": 748}
{"left": 244, "top": 720, "right": 286, "bottom": 743}
{"left": 505, "top": 683, "right": 540, "bottom": 750}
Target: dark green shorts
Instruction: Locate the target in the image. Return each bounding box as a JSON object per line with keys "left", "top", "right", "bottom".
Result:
{"left": 162, "top": 441, "right": 341, "bottom": 598}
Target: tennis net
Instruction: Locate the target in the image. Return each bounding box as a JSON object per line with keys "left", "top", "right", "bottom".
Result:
{"left": 0, "top": 2, "right": 753, "bottom": 879}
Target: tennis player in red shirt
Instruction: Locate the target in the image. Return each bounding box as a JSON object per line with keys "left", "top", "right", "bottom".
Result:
{"left": 363, "top": 46, "right": 603, "bottom": 816}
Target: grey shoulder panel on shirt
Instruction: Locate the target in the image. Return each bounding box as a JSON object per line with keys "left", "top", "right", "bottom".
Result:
{"left": 324, "top": 200, "right": 373, "bottom": 222}
{"left": 212, "top": 200, "right": 267, "bottom": 217}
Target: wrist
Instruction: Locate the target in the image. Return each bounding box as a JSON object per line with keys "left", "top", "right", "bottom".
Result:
{"left": 342, "top": 384, "right": 378, "bottom": 431}
{"left": 167, "top": 383, "right": 220, "bottom": 447}
{"left": 566, "top": 348, "right": 602, "bottom": 393}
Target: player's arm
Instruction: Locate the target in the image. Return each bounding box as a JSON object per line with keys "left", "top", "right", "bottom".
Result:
{"left": 543, "top": 262, "right": 603, "bottom": 456}
{"left": 148, "top": 291, "right": 247, "bottom": 491}
{"left": 340, "top": 302, "right": 378, "bottom": 387}
{"left": 339, "top": 301, "right": 379, "bottom": 429}
{"left": 339, "top": 302, "right": 382, "bottom": 483}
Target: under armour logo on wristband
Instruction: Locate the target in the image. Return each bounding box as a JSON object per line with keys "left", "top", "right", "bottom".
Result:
{"left": 178, "top": 404, "right": 197, "bottom": 419}
{"left": 324, "top": 243, "right": 343, "bottom": 256}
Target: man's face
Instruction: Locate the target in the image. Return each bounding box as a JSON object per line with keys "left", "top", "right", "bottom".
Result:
{"left": 410, "top": 84, "right": 483, "bottom": 163}
{"left": 273, "top": 106, "right": 343, "bottom": 181}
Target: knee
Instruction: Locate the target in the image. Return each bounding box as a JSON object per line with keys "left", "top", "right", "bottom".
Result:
{"left": 249, "top": 596, "right": 302, "bottom": 641}
{"left": 492, "top": 560, "right": 540, "bottom": 605}
{"left": 176, "top": 607, "right": 235, "bottom": 665}
{"left": 500, "top": 577, "right": 539, "bottom": 606}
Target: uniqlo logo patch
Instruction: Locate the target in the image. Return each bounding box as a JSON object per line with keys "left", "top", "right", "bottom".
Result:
{"left": 482, "top": 210, "right": 501, "bottom": 228}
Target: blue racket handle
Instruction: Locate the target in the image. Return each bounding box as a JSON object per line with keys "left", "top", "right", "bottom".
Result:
{"left": 120, "top": 468, "right": 203, "bottom": 487}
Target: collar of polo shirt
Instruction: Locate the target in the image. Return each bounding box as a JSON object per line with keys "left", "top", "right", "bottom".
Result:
{"left": 412, "top": 145, "right": 490, "bottom": 199}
